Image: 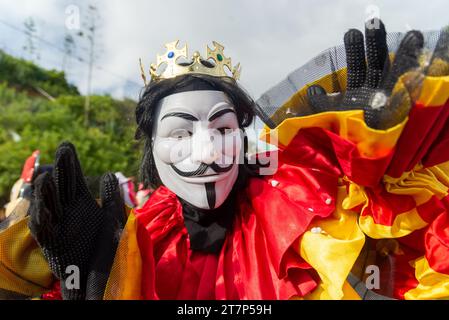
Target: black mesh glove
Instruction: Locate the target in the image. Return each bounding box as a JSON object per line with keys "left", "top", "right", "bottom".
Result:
{"left": 307, "top": 19, "right": 424, "bottom": 129}
{"left": 427, "top": 27, "right": 449, "bottom": 77}
{"left": 28, "top": 142, "right": 126, "bottom": 300}
{"left": 86, "top": 173, "right": 126, "bottom": 300}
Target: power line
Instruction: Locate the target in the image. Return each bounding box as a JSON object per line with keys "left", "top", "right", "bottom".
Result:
{"left": 0, "top": 18, "right": 142, "bottom": 89}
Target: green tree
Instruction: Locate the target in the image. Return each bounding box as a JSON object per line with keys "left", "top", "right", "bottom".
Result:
{"left": 0, "top": 50, "right": 79, "bottom": 97}
{"left": 0, "top": 59, "right": 141, "bottom": 206}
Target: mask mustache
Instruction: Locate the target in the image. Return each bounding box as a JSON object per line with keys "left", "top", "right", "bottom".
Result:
{"left": 170, "top": 161, "right": 234, "bottom": 177}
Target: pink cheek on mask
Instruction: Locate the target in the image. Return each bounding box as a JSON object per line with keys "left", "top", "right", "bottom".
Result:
{"left": 220, "top": 133, "right": 242, "bottom": 157}
{"left": 153, "top": 138, "right": 191, "bottom": 164}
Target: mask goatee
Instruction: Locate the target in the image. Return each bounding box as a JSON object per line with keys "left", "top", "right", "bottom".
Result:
{"left": 205, "top": 182, "right": 216, "bottom": 209}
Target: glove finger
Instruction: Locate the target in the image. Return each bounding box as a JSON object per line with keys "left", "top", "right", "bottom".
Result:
{"left": 383, "top": 30, "right": 424, "bottom": 92}
{"left": 363, "top": 105, "right": 381, "bottom": 129}
{"left": 60, "top": 141, "right": 91, "bottom": 191}
{"left": 344, "top": 28, "right": 367, "bottom": 90}
{"left": 28, "top": 172, "right": 61, "bottom": 245}
{"left": 365, "top": 18, "right": 389, "bottom": 88}
{"left": 54, "top": 142, "right": 78, "bottom": 205}
{"left": 427, "top": 28, "right": 449, "bottom": 76}
{"left": 307, "top": 84, "right": 327, "bottom": 96}
{"left": 54, "top": 142, "right": 93, "bottom": 205}
{"left": 100, "top": 172, "right": 126, "bottom": 228}
{"left": 433, "top": 28, "right": 449, "bottom": 61}
{"left": 307, "top": 84, "right": 331, "bottom": 113}
{"left": 86, "top": 173, "right": 126, "bottom": 300}
{"left": 307, "top": 84, "right": 346, "bottom": 113}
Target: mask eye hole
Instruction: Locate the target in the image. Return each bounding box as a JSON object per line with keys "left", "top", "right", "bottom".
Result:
{"left": 170, "top": 129, "right": 192, "bottom": 139}
{"left": 217, "top": 127, "right": 231, "bottom": 135}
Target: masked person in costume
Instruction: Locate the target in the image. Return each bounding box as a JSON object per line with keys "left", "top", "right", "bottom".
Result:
{"left": 1, "top": 19, "right": 449, "bottom": 300}
{"left": 26, "top": 40, "right": 340, "bottom": 300}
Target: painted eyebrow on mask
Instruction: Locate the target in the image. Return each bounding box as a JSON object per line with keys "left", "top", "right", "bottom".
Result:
{"left": 161, "top": 112, "right": 199, "bottom": 122}
{"left": 208, "top": 108, "right": 236, "bottom": 122}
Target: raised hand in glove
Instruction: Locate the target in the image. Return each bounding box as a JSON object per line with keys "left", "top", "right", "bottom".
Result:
{"left": 307, "top": 19, "right": 424, "bottom": 129}
{"left": 28, "top": 142, "right": 126, "bottom": 300}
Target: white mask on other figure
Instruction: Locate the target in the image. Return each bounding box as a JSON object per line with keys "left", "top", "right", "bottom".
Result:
{"left": 152, "top": 90, "right": 242, "bottom": 209}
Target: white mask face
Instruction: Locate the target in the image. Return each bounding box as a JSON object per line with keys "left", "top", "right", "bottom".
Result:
{"left": 152, "top": 90, "right": 242, "bottom": 209}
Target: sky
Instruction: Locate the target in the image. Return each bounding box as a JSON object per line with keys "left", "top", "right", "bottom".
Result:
{"left": 0, "top": 0, "right": 448, "bottom": 101}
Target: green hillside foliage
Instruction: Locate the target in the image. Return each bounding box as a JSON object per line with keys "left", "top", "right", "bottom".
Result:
{"left": 0, "top": 51, "right": 141, "bottom": 206}
{"left": 0, "top": 50, "right": 79, "bottom": 97}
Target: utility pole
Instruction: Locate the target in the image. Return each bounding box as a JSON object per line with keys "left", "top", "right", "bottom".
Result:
{"left": 80, "top": 4, "right": 100, "bottom": 127}
{"left": 23, "top": 17, "right": 38, "bottom": 62}
{"left": 84, "top": 24, "right": 95, "bottom": 127}
{"left": 62, "top": 34, "right": 75, "bottom": 74}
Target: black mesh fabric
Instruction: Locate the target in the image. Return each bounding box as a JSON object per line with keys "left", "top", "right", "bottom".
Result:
{"left": 256, "top": 25, "right": 449, "bottom": 129}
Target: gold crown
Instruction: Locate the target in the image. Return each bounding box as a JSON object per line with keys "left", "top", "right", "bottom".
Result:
{"left": 139, "top": 40, "right": 241, "bottom": 85}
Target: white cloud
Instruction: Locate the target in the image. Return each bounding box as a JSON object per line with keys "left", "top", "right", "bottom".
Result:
{"left": 0, "top": 0, "right": 448, "bottom": 100}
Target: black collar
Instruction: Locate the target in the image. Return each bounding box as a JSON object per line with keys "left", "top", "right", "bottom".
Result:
{"left": 179, "top": 190, "right": 236, "bottom": 254}
{"left": 178, "top": 164, "right": 252, "bottom": 254}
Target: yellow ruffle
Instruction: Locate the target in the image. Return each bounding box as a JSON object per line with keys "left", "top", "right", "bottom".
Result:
{"left": 261, "top": 110, "right": 405, "bottom": 158}
{"left": 342, "top": 162, "right": 449, "bottom": 239}
{"left": 384, "top": 162, "right": 449, "bottom": 205}
{"left": 302, "top": 280, "right": 361, "bottom": 300}
{"left": 405, "top": 256, "right": 449, "bottom": 300}
{"left": 298, "top": 185, "right": 365, "bottom": 299}
{"left": 358, "top": 210, "right": 427, "bottom": 239}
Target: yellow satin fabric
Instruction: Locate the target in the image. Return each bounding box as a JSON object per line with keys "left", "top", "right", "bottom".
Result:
{"left": 261, "top": 110, "right": 405, "bottom": 158}
{"left": 358, "top": 210, "right": 427, "bottom": 240}
{"left": 384, "top": 163, "right": 449, "bottom": 205}
{"left": 103, "top": 211, "right": 142, "bottom": 300}
{"left": 405, "top": 257, "right": 449, "bottom": 300}
{"left": 341, "top": 162, "right": 449, "bottom": 239}
{"left": 0, "top": 216, "right": 54, "bottom": 297}
{"left": 418, "top": 76, "right": 449, "bottom": 106}
{"left": 302, "top": 281, "right": 361, "bottom": 300}
{"left": 298, "top": 185, "right": 365, "bottom": 300}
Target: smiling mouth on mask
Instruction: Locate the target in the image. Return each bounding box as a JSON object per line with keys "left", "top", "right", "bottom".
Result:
{"left": 170, "top": 161, "right": 234, "bottom": 177}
